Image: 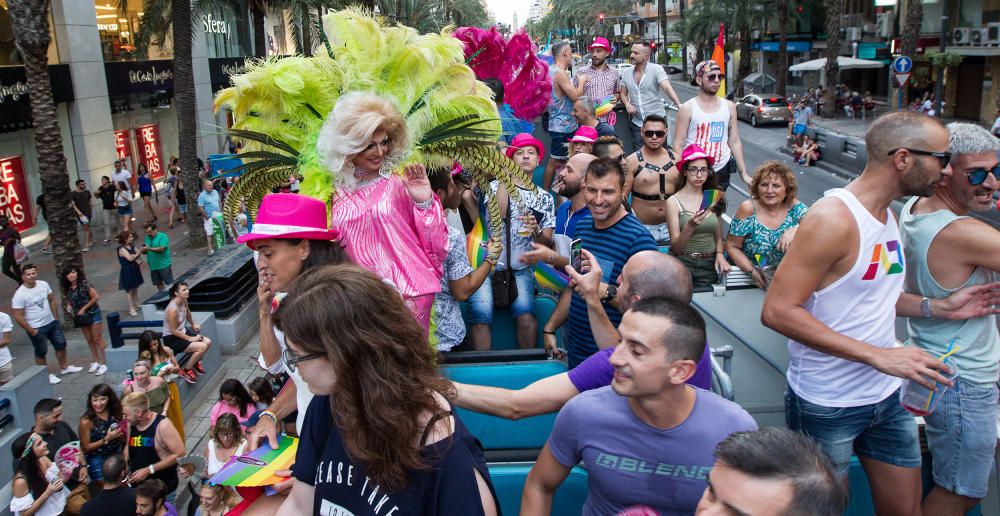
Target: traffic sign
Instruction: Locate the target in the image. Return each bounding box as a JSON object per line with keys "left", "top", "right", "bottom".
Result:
{"left": 892, "top": 56, "right": 913, "bottom": 74}
{"left": 893, "top": 72, "right": 911, "bottom": 88}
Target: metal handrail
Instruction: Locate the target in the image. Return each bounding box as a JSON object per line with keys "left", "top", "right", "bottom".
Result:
{"left": 692, "top": 298, "right": 786, "bottom": 376}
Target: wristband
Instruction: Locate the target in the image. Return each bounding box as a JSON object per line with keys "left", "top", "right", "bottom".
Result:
{"left": 148, "top": 465, "right": 155, "bottom": 475}
{"left": 543, "top": 330, "right": 556, "bottom": 335}
{"left": 259, "top": 410, "right": 279, "bottom": 424}
{"left": 921, "top": 297, "right": 933, "bottom": 318}
{"left": 414, "top": 198, "right": 434, "bottom": 210}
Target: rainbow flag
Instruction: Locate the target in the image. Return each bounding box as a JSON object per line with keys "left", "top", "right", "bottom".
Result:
{"left": 535, "top": 262, "right": 570, "bottom": 292}
{"left": 700, "top": 189, "right": 722, "bottom": 211}
{"left": 595, "top": 95, "right": 615, "bottom": 118}
{"left": 209, "top": 435, "right": 298, "bottom": 487}
{"left": 466, "top": 216, "right": 486, "bottom": 268}
{"left": 711, "top": 24, "right": 726, "bottom": 99}
{"left": 754, "top": 253, "right": 769, "bottom": 269}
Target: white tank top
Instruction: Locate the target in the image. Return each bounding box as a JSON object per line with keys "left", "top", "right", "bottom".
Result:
{"left": 207, "top": 439, "right": 246, "bottom": 476}
{"left": 786, "top": 188, "right": 904, "bottom": 407}
{"left": 685, "top": 98, "right": 732, "bottom": 171}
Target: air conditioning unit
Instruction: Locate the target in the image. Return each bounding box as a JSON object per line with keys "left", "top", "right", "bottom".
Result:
{"left": 952, "top": 27, "right": 972, "bottom": 45}
{"left": 970, "top": 28, "right": 988, "bottom": 46}
{"left": 845, "top": 27, "right": 862, "bottom": 41}
{"left": 876, "top": 12, "right": 896, "bottom": 38}
{"left": 987, "top": 22, "right": 1000, "bottom": 45}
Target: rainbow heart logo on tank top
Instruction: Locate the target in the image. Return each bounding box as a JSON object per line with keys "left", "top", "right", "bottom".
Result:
{"left": 862, "top": 240, "right": 903, "bottom": 280}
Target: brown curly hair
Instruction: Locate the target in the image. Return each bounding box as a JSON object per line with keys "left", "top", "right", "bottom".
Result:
{"left": 273, "top": 264, "right": 453, "bottom": 490}
{"left": 750, "top": 161, "right": 797, "bottom": 206}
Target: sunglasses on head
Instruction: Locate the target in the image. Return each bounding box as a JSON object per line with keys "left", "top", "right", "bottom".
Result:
{"left": 887, "top": 148, "right": 951, "bottom": 169}
{"left": 643, "top": 130, "right": 666, "bottom": 138}
{"left": 967, "top": 165, "right": 1000, "bottom": 186}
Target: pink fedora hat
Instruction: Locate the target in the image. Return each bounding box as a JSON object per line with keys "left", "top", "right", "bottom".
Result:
{"left": 676, "top": 144, "right": 716, "bottom": 172}
{"left": 237, "top": 193, "right": 339, "bottom": 249}
{"left": 505, "top": 133, "right": 546, "bottom": 161}
{"left": 568, "top": 126, "right": 599, "bottom": 144}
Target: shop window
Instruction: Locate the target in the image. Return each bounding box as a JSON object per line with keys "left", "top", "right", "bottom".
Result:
{"left": 0, "top": 0, "right": 60, "bottom": 66}
{"left": 96, "top": 0, "right": 173, "bottom": 61}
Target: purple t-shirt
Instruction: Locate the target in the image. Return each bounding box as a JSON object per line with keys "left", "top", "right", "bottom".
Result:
{"left": 568, "top": 344, "right": 713, "bottom": 392}
{"left": 548, "top": 386, "right": 757, "bottom": 515}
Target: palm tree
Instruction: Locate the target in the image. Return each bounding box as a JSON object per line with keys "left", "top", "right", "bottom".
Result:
{"left": 7, "top": 0, "right": 84, "bottom": 291}
{"left": 820, "top": 0, "right": 844, "bottom": 118}
{"left": 899, "top": 0, "right": 923, "bottom": 105}
{"left": 775, "top": 2, "right": 789, "bottom": 96}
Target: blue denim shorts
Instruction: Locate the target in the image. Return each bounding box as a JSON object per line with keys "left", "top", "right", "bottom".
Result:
{"left": 86, "top": 454, "right": 105, "bottom": 481}
{"left": 548, "top": 131, "right": 572, "bottom": 160}
{"left": 785, "top": 386, "right": 921, "bottom": 475}
{"left": 28, "top": 320, "right": 67, "bottom": 359}
{"left": 923, "top": 380, "right": 999, "bottom": 498}
{"left": 466, "top": 267, "right": 536, "bottom": 324}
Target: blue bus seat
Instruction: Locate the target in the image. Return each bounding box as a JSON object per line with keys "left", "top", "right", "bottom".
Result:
{"left": 845, "top": 455, "right": 982, "bottom": 515}
{"left": 489, "top": 462, "right": 588, "bottom": 516}
{"left": 460, "top": 293, "right": 559, "bottom": 350}
{"left": 444, "top": 360, "right": 566, "bottom": 451}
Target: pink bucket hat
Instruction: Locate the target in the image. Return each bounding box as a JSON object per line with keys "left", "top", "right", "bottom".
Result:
{"left": 589, "top": 37, "right": 611, "bottom": 51}
{"left": 237, "top": 193, "right": 339, "bottom": 249}
{"left": 568, "top": 126, "right": 599, "bottom": 144}
{"left": 676, "top": 144, "right": 716, "bottom": 172}
{"left": 505, "top": 133, "right": 546, "bottom": 161}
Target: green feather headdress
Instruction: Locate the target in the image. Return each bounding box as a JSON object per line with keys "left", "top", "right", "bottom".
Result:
{"left": 213, "top": 8, "right": 533, "bottom": 237}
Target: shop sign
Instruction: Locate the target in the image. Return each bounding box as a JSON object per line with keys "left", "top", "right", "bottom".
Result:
{"left": 105, "top": 60, "right": 174, "bottom": 96}
{"left": 0, "top": 65, "right": 73, "bottom": 106}
{"left": 208, "top": 57, "right": 248, "bottom": 92}
{"left": 135, "top": 124, "right": 165, "bottom": 181}
{"left": 114, "top": 129, "right": 136, "bottom": 186}
{"left": 203, "top": 13, "right": 231, "bottom": 37}
{"left": 0, "top": 156, "right": 35, "bottom": 231}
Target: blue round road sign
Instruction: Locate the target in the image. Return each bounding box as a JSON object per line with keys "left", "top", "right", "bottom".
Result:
{"left": 892, "top": 56, "right": 912, "bottom": 74}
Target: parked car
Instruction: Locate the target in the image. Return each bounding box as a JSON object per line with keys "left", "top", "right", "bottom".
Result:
{"left": 735, "top": 94, "right": 791, "bottom": 127}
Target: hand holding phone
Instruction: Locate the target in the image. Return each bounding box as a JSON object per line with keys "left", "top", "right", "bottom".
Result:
{"left": 570, "top": 239, "right": 583, "bottom": 272}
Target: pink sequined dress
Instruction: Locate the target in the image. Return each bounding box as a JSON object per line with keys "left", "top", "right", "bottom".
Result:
{"left": 330, "top": 175, "right": 447, "bottom": 329}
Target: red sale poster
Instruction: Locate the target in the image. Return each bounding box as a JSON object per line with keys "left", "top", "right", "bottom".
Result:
{"left": 135, "top": 124, "right": 164, "bottom": 181}
{"left": 0, "top": 156, "right": 35, "bottom": 231}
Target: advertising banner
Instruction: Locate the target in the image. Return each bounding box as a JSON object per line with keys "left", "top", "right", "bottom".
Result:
{"left": 0, "top": 156, "right": 35, "bottom": 231}
{"left": 135, "top": 124, "right": 165, "bottom": 181}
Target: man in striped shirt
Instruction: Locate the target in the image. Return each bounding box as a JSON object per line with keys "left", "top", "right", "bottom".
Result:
{"left": 576, "top": 37, "right": 620, "bottom": 126}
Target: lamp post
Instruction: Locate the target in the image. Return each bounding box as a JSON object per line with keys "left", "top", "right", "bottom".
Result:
{"left": 934, "top": 0, "right": 948, "bottom": 116}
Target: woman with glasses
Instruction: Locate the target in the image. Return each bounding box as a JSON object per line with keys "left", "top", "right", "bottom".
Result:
{"left": 666, "top": 144, "right": 731, "bottom": 288}
{"left": 726, "top": 162, "right": 807, "bottom": 289}
{"left": 272, "top": 264, "right": 499, "bottom": 516}
{"left": 179, "top": 413, "right": 248, "bottom": 512}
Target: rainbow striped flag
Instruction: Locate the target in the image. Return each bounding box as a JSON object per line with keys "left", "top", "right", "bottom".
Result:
{"left": 712, "top": 24, "right": 726, "bottom": 99}
{"left": 700, "top": 189, "right": 722, "bottom": 211}
{"left": 208, "top": 435, "right": 298, "bottom": 487}
{"left": 595, "top": 95, "right": 615, "bottom": 118}
{"left": 466, "top": 216, "right": 487, "bottom": 268}
{"left": 535, "top": 262, "right": 570, "bottom": 292}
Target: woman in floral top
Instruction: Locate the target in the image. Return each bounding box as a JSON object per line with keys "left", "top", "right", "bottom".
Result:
{"left": 61, "top": 267, "right": 107, "bottom": 374}
{"left": 726, "top": 161, "right": 807, "bottom": 289}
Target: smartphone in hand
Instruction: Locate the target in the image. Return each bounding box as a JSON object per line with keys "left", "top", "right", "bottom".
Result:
{"left": 570, "top": 239, "right": 583, "bottom": 271}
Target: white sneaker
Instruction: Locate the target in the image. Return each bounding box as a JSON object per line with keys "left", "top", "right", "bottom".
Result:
{"left": 60, "top": 365, "right": 83, "bottom": 375}
{"left": 95, "top": 364, "right": 107, "bottom": 375}
{"left": 88, "top": 362, "right": 99, "bottom": 373}
{"left": 48, "top": 374, "right": 61, "bottom": 384}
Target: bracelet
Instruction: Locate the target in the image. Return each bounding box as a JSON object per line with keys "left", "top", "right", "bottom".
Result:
{"left": 543, "top": 330, "right": 556, "bottom": 335}
{"left": 259, "top": 410, "right": 279, "bottom": 424}
{"left": 148, "top": 465, "right": 155, "bottom": 475}
{"left": 414, "top": 198, "right": 434, "bottom": 210}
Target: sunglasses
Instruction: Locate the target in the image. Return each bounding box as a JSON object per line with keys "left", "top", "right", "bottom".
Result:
{"left": 613, "top": 153, "right": 626, "bottom": 162}
{"left": 703, "top": 74, "right": 722, "bottom": 81}
{"left": 967, "top": 165, "right": 1000, "bottom": 186}
{"left": 281, "top": 347, "right": 322, "bottom": 373}
{"left": 887, "top": 148, "right": 951, "bottom": 169}
{"left": 200, "top": 478, "right": 218, "bottom": 487}
{"left": 643, "top": 130, "right": 666, "bottom": 139}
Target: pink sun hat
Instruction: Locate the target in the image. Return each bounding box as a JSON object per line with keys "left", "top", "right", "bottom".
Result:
{"left": 505, "top": 133, "right": 546, "bottom": 161}
{"left": 676, "top": 144, "right": 716, "bottom": 172}
{"left": 237, "top": 193, "right": 339, "bottom": 249}
{"left": 589, "top": 37, "right": 611, "bottom": 51}
{"left": 568, "top": 126, "right": 599, "bottom": 144}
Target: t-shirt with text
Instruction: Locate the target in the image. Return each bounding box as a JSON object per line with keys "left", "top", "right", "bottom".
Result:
{"left": 12, "top": 281, "right": 54, "bottom": 329}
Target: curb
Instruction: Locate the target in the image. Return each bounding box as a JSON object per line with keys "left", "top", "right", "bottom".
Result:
{"left": 776, "top": 146, "right": 859, "bottom": 182}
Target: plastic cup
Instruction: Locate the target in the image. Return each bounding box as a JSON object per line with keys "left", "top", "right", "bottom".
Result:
{"left": 899, "top": 358, "right": 959, "bottom": 416}
{"left": 515, "top": 213, "right": 533, "bottom": 237}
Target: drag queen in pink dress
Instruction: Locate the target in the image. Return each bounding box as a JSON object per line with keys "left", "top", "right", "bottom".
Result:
{"left": 316, "top": 92, "right": 448, "bottom": 329}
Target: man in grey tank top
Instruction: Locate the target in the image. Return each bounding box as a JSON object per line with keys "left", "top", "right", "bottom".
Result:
{"left": 900, "top": 122, "right": 1000, "bottom": 514}
{"left": 762, "top": 111, "right": 996, "bottom": 515}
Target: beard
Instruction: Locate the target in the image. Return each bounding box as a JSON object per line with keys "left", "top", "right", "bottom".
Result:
{"left": 699, "top": 81, "right": 719, "bottom": 96}
{"left": 901, "top": 159, "right": 940, "bottom": 198}
{"left": 559, "top": 181, "right": 582, "bottom": 198}
{"left": 592, "top": 55, "right": 606, "bottom": 67}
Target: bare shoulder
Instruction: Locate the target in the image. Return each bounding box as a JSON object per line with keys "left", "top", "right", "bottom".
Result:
{"left": 734, "top": 199, "right": 754, "bottom": 219}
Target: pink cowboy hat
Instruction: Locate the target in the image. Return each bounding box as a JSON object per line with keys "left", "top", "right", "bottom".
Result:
{"left": 676, "top": 144, "right": 716, "bottom": 172}
{"left": 505, "top": 133, "right": 546, "bottom": 161}
{"left": 237, "top": 193, "right": 339, "bottom": 249}
{"left": 568, "top": 126, "right": 599, "bottom": 144}
{"left": 588, "top": 37, "right": 611, "bottom": 51}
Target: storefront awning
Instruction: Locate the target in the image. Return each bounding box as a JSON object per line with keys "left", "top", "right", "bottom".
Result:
{"left": 789, "top": 56, "right": 885, "bottom": 72}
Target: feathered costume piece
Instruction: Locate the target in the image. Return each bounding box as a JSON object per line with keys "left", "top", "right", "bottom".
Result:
{"left": 213, "top": 9, "right": 534, "bottom": 238}
{"left": 453, "top": 27, "right": 551, "bottom": 121}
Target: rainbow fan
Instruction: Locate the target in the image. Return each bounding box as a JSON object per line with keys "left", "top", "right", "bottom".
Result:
{"left": 595, "top": 95, "right": 615, "bottom": 118}
{"left": 208, "top": 435, "right": 298, "bottom": 487}
{"left": 700, "top": 189, "right": 722, "bottom": 211}
{"left": 535, "top": 262, "right": 570, "bottom": 292}
{"left": 467, "top": 216, "right": 487, "bottom": 268}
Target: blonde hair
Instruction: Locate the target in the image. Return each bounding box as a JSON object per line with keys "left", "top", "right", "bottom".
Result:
{"left": 316, "top": 92, "right": 409, "bottom": 188}
{"left": 121, "top": 392, "right": 150, "bottom": 411}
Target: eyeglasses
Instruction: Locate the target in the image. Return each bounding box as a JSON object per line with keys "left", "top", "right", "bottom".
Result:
{"left": 200, "top": 478, "right": 218, "bottom": 486}
{"left": 967, "top": 165, "right": 1000, "bottom": 186}
{"left": 281, "top": 347, "right": 322, "bottom": 372}
{"left": 643, "top": 130, "right": 666, "bottom": 139}
{"left": 887, "top": 148, "right": 951, "bottom": 169}
{"left": 687, "top": 167, "right": 711, "bottom": 176}
{"left": 703, "top": 74, "right": 722, "bottom": 81}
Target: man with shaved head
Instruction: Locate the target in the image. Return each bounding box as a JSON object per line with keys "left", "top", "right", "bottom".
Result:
{"left": 451, "top": 250, "right": 713, "bottom": 420}
{"left": 762, "top": 111, "right": 994, "bottom": 515}
{"left": 552, "top": 153, "right": 598, "bottom": 238}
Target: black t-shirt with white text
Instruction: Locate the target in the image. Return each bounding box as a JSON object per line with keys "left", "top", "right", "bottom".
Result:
{"left": 292, "top": 395, "right": 500, "bottom": 516}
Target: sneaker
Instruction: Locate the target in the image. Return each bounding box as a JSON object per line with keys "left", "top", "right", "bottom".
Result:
{"left": 82, "top": 246, "right": 90, "bottom": 253}
{"left": 61, "top": 365, "right": 83, "bottom": 375}
{"left": 194, "top": 361, "right": 205, "bottom": 375}
{"left": 48, "top": 374, "right": 61, "bottom": 385}
{"left": 102, "top": 239, "right": 110, "bottom": 245}
{"left": 208, "top": 249, "right": 215, "bottom": 256}
{"left": 88, "top": 362, "right": 99, "bottom": 373}
{"left": 181, "top": 370, "right": 197, "bottom": 384}
{"left": 95, "top": 364, "right": 108, "bottom": 375}
{"left": 41, "top": 248, "right": 51, "bottom": 254}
